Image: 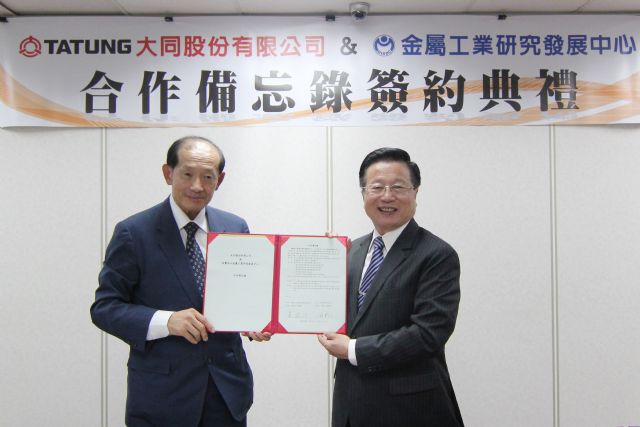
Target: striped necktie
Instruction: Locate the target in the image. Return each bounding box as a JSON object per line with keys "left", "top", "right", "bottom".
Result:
{"left": 357, "top": 236, "right": 385, "bottom": 309}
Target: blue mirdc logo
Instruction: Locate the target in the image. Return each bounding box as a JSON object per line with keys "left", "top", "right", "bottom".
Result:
{"left": 373, "top": 35, "right": 395, "bottom": 56}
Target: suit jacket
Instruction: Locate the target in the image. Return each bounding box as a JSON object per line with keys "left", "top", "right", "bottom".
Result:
{"left": 90, "top": 198, "right": 253, "bottom": 426}
{"left": 332, "top": 219, "right": 464, "bottom": 427}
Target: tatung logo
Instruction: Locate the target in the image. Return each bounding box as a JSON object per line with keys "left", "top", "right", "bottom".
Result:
{"left": 19, "top": 36, "right": 42, "bottom": 58}
{"left": 373, "top": 35, "right": 394, "bottom": 56}
{"left": 17, "top": 37, "right": 133, "bottom": 56}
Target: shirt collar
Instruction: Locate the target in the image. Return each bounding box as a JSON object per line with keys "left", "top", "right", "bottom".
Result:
{"left": 169, "top": 195, "right": 208, "bottom": 232}
{"left": 370, "top": 220, "right": 411, "bottom": 253}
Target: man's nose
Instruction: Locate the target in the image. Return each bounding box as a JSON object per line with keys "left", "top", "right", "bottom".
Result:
{"left": 191, "top": 176, "right": 203, "bottom": 191}
{"left": 380, "top": 186, "right": 395, "bottom": 199}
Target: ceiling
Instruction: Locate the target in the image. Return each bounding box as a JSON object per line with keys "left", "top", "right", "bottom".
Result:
{"left": 1, "top": 0, "right": 640, "bottom": 17}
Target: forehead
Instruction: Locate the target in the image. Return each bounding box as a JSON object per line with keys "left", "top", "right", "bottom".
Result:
{"left": 176, "top": 140, "right": 220, "bottom": 168}
{"left": 365, "top": 160, "right": 412, "bottom": 182}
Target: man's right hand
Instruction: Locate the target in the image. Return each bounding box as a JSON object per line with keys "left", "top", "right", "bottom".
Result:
{"left": 167, "top": 308, "right": 214, "bottom": 344}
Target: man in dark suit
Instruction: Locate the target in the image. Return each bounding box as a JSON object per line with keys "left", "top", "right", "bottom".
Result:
{"left": 91, "top": 136, "right": 271, "bottom": 427}
{"left": 318, "top": 147, "right": 464, "bottom": 427}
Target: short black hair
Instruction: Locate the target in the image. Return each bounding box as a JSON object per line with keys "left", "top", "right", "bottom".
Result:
{"left": 358, "top": 147, "right": 421, "bottom": 188}
{"left": 166, "top": 136, "right": 226, "bottom": 173}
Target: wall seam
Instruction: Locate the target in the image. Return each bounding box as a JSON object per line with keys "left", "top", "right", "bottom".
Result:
{"left": 325, "top": 126, "right": 335, "bottom": 427}
{"left": 326, "top": 127, "right": 334, "bottom": 233}
{"left": 549, "top": 125, "right": 560, "bottom": 427}
{"left": 100, "top": 128, "right": 109, "bottom": 427}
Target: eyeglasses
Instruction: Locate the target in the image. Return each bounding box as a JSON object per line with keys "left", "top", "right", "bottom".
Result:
{"left": 361, "top": 184, "right": 415, "bottom": 196}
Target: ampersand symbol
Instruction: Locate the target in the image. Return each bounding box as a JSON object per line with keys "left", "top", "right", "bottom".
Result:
{"left": 341, "top": 37, "right": 358, "bottom": 55}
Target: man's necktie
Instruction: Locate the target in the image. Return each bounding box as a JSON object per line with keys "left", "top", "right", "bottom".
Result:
{"left": 184, "top": 222, "right": 205, "bottom": 298}
{"left": 357, "top": 236, "right": 385, "bottom": 309}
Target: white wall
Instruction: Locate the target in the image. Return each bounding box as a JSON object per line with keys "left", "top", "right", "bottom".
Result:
{"left": 0, "top": 129, "right": 102, "bottom": 426}
{"left": 555, "top": 126, "right": 640, "bottom": 427}
{"left": 1, "top": 125, "right": 638, "bottom": 427}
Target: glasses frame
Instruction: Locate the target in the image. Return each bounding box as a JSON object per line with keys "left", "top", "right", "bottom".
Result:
{"left": 361, "top": 183, "right": 416, "bottom": 196}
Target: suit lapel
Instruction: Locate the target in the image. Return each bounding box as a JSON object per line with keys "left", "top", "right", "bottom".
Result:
{"left": 347, "top": 235, "right": 371, "bottom": 332}
{"left": 351, "top": 220, "right": 418, "bottom": 330}
{"left": 206, "top": 206, "right": 229, "bottom": 233}
{"left": 155, "top": 198, "right": 202, "bottom": 309}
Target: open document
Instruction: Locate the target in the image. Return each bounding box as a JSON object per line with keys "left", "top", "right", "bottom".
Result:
{"left": 203, "top": 233, "right": 348, "bottom": 334}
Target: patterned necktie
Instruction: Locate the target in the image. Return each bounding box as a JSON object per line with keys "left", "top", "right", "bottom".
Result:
{"left": 357, "top": 236, "right": 385, "bottom": 309}
{"left": 184, "top": 222, "right": 205, "bottom": 298}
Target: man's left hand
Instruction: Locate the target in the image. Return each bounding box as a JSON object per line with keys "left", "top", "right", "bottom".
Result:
{"left": 242, "top": 331, "right": 273, "bottom": 342}
{"left": 317, "top": 332, "right": 350, "bottom": 359}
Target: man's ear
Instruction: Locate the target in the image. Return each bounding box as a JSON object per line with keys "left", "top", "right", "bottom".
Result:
{"left": 162, "top": 164, "right": 173, "bottom": 185}
{"left": 215, "top": 171, "right": 226, "bottom": 190}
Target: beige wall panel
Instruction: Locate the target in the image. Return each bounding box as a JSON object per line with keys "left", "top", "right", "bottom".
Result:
{"left": 104, "top": 127, "right": 329, "bottom": 427}
{"left": 331, "top": 126, "right": 554, "bottom": 427}
{"left": 0, "top": 128, "right": 102, "bottom": 426}
{"left": 556, "top": 126, "right": 640, "bottom": 427}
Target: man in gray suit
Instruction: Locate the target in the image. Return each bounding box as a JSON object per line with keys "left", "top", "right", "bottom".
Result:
{"left": 318, "top": 147, "right": 464, "bottom": 427}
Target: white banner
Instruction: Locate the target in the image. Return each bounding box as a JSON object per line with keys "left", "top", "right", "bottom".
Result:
{"left": 1, "top": 15, "right": 639, "bottom": 127}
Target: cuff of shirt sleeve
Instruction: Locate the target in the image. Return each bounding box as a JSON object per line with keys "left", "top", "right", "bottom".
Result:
{"left": 348, "top": 338, "right": 358, "bottom": 366}
{"left": 146, "top": 310, "right": 173, "bottom": 341}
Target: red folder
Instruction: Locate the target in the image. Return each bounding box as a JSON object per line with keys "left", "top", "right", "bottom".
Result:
{"left": 203, "top": 233, "right": 348, "bottom": 334}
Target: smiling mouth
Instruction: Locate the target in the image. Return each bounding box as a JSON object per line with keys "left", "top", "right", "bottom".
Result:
{"left": 378, "top": 207, "right": 397, "bottom": 213}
